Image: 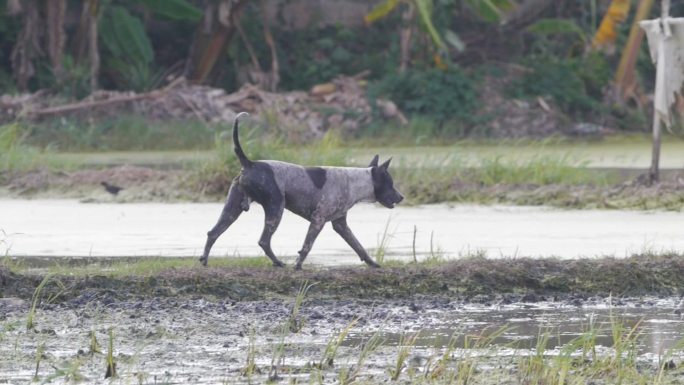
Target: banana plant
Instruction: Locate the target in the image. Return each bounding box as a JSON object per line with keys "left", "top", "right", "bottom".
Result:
{"left": 365, "top": 0, "right": 513, "bottom": 68}
{"left": 365, "top": 0, "right": 448, "bottom": 52}
{"left": 98, "top": 0, "right": 202, "bottom": 91}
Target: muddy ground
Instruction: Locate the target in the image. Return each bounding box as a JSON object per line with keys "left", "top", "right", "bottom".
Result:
{"left": 2, "top": 165, "right": 684, "bottom": 210}
{"left": 2, "top": 256, "right": 684, "bottom": 383}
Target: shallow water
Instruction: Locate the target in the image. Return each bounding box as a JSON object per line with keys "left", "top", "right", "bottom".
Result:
{"left": 1, "top": 297, "right": 682, "bottom": 384}
{"left": 2, "top": 199, "right": 683, "bottom": 263}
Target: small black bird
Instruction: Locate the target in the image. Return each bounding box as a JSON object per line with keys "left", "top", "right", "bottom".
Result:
{"left": 101, "top": 181, "right": 124, "bottom": 195}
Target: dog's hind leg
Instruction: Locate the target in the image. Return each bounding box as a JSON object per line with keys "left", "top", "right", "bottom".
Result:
{"left": 294, "top": 220, "right": 325, "bottom": 270}
{"left": 332, "top": 215, "right": 381, "bottom": 268}
{"left": 258, "top": 202, "right": 286, "bottom": 267}
{"left": 200, "top": 181, "right": 248, "bottom": 266}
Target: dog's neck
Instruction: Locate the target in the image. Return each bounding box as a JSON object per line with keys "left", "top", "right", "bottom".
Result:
{"left": 347, "top": 167, "right": 376, "bottom": 205}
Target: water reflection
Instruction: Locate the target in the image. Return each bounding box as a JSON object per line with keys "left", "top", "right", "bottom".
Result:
{"left": 344, "top": 301, "right": 684, "bottom": 354}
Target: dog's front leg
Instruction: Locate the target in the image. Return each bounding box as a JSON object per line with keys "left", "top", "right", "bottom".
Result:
{"left": 332, "top": 215, "right": 380, "bottom": 268}
{"left": 294, "top": 220, "right": 325, "bottom": 270}
{"left": 200, "top": 181, "right": 248, "bottom": 266}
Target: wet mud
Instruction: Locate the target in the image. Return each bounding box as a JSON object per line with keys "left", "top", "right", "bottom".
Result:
{"left": 3, "top": 253, "right": 684, "bottom": 383}
{"left": 2, "top": 294, "right": 684, "bottom": 384}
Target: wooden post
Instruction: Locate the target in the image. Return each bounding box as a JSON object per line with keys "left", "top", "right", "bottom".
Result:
{"left": 649, "top": 112, "right": 661, "bottom": 184}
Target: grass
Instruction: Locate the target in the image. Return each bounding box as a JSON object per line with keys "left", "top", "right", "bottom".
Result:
{"left": 26, "top": 274, "right": 55, "bottom": 331}
{"left": 105, "top": 328, "right": 116, "bottom": 379}
{"left": 4, "top": 256, "right": 273, "bottom": 277}
{"left": 241, "top": 329, "right": 260, "bottom": 378}
{"left": 0, "top": 124, "right": 55, "bottom": 174}
{"left": 389, "top": 332, "right": 419, "bottom": 380}
{"left": 24, "top": 115, "right": 220, "bottom": 151}
{"left": 372, "top": 217, "right": 394, "bottom": 264}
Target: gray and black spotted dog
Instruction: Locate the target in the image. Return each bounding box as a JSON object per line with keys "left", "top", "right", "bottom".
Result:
{"left": 200, "top": 112, "right": 404, "bottom": 270}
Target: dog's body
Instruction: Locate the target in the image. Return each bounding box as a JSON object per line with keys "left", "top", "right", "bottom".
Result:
{"left": 200, "top": 112, "right": 403, "bottom": 269}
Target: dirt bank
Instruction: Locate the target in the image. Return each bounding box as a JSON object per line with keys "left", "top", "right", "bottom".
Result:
{"left": 3, "top": 254, "right": 684, "bottom": 305}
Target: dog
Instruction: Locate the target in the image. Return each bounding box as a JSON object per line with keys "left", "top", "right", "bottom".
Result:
{"left": 200, "top": 112, "right": 404, "bottom": 269}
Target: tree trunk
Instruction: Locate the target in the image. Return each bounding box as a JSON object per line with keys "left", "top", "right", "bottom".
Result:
{"left": 87, "top": 0, "right": 100, "bottom": 92}
{"left": 399, "top": 3, "right": 415, "bottom": 73}
{"left": 10, "top": 0, "right": 41, "bottom": 91}
{"left": 185, "top": 0, "right": 248, "bottom": 85}
{"left": 45, "top": 0, "right": 66, "bottom": 83}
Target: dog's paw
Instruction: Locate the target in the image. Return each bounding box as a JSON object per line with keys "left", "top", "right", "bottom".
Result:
{"left": 272, "top": 261, "right": 286, "bottom": 268}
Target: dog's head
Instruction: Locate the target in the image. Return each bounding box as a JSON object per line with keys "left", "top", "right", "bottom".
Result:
{"left": 369, "top": 155, "right": 403, "bottom": 208}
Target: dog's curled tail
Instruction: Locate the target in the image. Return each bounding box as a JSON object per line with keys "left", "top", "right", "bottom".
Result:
{"left": 233, "top": 112, "right": 252, "bottom": 168}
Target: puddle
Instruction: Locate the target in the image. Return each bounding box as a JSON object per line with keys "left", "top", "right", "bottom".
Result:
{"left": 344, "top": 300, "right": 684, "bottom": 354}
{"left": 1, "top": 199, "right": 683, "bottom": 263}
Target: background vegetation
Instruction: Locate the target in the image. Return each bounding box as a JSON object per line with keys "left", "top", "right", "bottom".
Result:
{"left": 1, "top": 0, "right": 682, "bottom": 149}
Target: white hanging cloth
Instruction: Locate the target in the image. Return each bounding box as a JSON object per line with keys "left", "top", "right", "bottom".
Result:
{"left": 639, "top": 18, "right": 684, "bottom": 129}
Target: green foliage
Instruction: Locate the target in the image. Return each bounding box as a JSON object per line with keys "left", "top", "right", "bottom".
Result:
{"left": 415, "top": 0, "right": 444, "bottom": 51}
{"left": 100, "top": 6, "right": 154, "bottom": 66}
{"left": 507, "top": 55, "right": 610, "bottom": 117}
{"left": 368, "top": 67, "right": 478, "bottom": 130}
{"left": 526, "top": 18, "right": 587, "bottom": 44}
{"left": 475, "top": 153, "right": 592, "bottom": 186}
{"left": 365, "top": 0, "right": 402, "bottom": 23}
{"left": 99, "top": 5, "right": 160, "bottom": 91}
{"left": 271, "top": 24, "right": 397, "bottom": 90}
{"left": 139, "top": 0, "right": 203, "bottom": 21}
{"left": 365, "top": 0, "right": 446, "bottom": 52}
{"left": 25, "top": 115, "right": 218, "bottom": 151}
{"left": 464, "top": 0, "right": 516, "bottom": 23}
{"left": 0, "top": 123, "right": 49, "bottom": 173}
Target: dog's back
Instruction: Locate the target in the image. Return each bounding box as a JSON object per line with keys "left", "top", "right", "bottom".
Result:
{"left": 241, "top": 160, "right": 374, "bottom": 221}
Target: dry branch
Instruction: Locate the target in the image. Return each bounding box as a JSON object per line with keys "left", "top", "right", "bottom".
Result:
{"left": 29, "top": 78, "right": 185, "bottom": 117}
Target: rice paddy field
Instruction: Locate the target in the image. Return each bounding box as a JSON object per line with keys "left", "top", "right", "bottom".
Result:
{"left": 2, "top": 132, "right": 684, "bottom": 383}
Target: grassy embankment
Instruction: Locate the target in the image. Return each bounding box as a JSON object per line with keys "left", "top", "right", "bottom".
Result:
{"left": 2, "top": 121, "right": 684, "bottom": 209}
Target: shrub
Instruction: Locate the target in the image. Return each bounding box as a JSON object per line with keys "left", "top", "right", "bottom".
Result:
{"left": 506, "top": 54, "right": 610, "bottom": 117}
{"left": 368, "top": 67, "right": 478, "bottom": 131}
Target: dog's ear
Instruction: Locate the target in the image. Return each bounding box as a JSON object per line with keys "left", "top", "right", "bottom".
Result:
{"left": 380, "top": 157, "right": 392, "bottom": 170}
{"left": 369, "top": 154, "right": 379, "bottom": 167}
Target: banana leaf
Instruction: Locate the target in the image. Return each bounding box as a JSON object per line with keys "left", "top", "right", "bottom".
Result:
{"left": 364, "top": 0, "right": 401, "bottom": 24}
{"left": 100, "top": 5, "right": 153, "bottom": 65}
{"left": 415, "top": 0, "right": 444, "bottom": 50}
{"left": 140, "top": 0, "right": 202, "bottom": 21}
{"left": 526, "top": 18, "right": 587, "bottom": 43}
